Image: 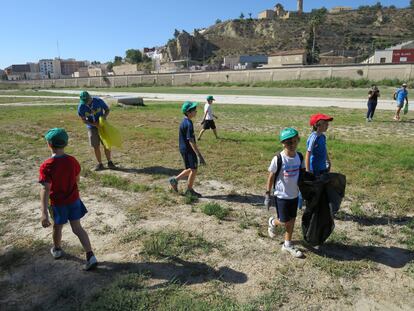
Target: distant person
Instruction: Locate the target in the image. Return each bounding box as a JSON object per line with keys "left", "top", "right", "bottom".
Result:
{"left": 393, "top": 83, "right": 408, "bottom": 121}
{"left": 77, "top": 91, "right": 116, "bottom": 171}
{"left": 264, "top": 128, "right": 305, "bottom": 258}
{"left": 366, "top": 85, "right": 380, "bottom": 122}
{"left": 198, "top": 95, "right": 219, "bottom": 140}
{"left": 169, "top": 101, "right": 206, "bottom": 197}
{"left": 306, "top": 113, "right": 333, "bottom": 176}
{"left": 39, "top": 128, "right": 97, "bottom": 271}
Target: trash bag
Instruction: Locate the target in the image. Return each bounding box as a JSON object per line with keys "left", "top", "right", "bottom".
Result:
{"left": 98, "top": 116, "right": 122, "bottom": 149}
{"left": 403, "top": 102, "right": 409, "bottom": 115}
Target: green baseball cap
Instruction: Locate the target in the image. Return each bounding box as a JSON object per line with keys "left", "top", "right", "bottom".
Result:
{"left": 79, "top": 91, "right": 91, "bottom": 104}
{"left": 181, "top": 101, "right": 198, "bottom": 114}
{"left": 44, "top": 128, "right": 68, "bottom": 148}
{"left": 279, "top": 127, "right": 299, "bottom": 142}
{"left": 206, "top": 95, "right": 215, "bottom": 101}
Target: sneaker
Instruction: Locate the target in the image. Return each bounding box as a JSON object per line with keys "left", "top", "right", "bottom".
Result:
{"left": 168, "top": 177, "right": 178, "bottom": 192}
{"left": 50, "top": 247, "right": 63, "bottom": 259}
{"left": 107, "top": 161, "right": 116, "bottom": 170}
{"left": 94, "top": 163, "right": 104, "bottom": 171}
{"left": 268, "top": 217, "right": 277, "bottom": 238}
{"left": 185, "top": 188, "right": 202, "bottom": 198}
{"left": 84, "top": 255, "right": 98, "bottom": 271}
{"left": 281, "top": 244, "right": 303, "bottom": 258}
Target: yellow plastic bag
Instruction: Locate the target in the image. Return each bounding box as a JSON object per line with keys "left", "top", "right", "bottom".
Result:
{"left": 98, "top": 116, "right": 122, "bottom": 149}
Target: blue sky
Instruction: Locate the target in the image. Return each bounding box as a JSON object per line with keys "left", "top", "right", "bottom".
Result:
{"left": 0, "top": 0, "right": 410, "bottom": 69}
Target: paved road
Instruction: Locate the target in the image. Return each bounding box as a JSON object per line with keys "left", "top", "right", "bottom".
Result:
{"left": 1, "top": 90, "right": 397, "bottom": 110}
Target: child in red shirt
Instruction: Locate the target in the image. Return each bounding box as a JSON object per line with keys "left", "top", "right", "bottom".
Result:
{"left": 39, "top": 128, "right": 97, "bottom": 271}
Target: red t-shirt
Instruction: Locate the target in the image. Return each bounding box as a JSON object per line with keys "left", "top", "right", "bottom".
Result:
{"left": 39, "top": 154, "right": 81, "bottom": 206}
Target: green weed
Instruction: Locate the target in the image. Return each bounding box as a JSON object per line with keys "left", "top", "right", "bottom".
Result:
{"left": 201, "top": 203, "right": 230, "bottom": 220}
{"left": 310, "top": 255, "right": 375, "bottom": 279}
{"left": 120, "top": 229, "right": 146, "bottom": 244}
{"left": 142, "top": 230, "right": 216, "bottom": 259}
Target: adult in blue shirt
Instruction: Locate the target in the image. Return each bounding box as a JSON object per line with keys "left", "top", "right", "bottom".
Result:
{"left": 77, "top": 91, "right": 116, "bottom": 171}
{"left": 394, "top": 83, "right": 408, "bottom": 121}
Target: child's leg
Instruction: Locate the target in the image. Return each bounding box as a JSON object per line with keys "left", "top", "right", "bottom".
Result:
{"left": 187, "top": 169, "right": 197, "bottom": 189}
{"left": 175, "top": 168, "right": 192, "bottom": 180}
{"left": 53, "top": 224, "right": 63, "bottom": 248}
{"left": 69, "top": 219, "right": 92, "bottom": 253}
{"left": 284, "top": 218, "right": 296, "bottom": 242}
{"left": 212, "top": 128, "right": 218, "bottom": 138}
{"left": 198, "top": 129, "right": 206, "bottom": 140}
{"left": 93, "top": 145, "right": 102, "bottom": 163}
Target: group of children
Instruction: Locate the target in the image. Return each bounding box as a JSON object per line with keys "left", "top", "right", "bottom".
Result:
{"left": 38, "top": 88, "right": 337, "bottom": 270}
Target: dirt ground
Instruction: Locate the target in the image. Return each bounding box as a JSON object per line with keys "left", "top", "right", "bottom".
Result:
{"left": 1, "top": 152, "right": 413, "bottom": 310}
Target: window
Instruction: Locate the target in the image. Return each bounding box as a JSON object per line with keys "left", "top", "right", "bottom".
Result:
{"left": 380, "top": 58, "right": 386, "bottom": 63}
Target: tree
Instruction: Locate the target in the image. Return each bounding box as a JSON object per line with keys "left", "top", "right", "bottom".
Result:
{"left": 114, "top": 56, "right": 123, "bottom": 66}
{"left": 411, "top": 0, "right": 414, "bottom": 8}
{"left": 215, "top": 18, "right": 222, "bottom": 24}
{"left": 248, "top": 12, "right": 252, "bottom": 19}
{"left": 106, "top": 62, "right": 114, "bottom": 71}
{"left": 307, "top": 8, "right": 327, "bottom": 64}
{"left": 174, "top": 29, "right": 180, "bottom": 38}
{"left": 239, "top": 12, "right": 245, "bottom": 19}
{"left": 125, "top": 49, "right": 142, "bottom": 64}
{"left": 91, "top": 60, "right": 101, "bottom": 65}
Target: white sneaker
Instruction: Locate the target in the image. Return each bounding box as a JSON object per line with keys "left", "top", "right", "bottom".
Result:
{"left": 50, "top": 247, "right": 63, "bottom": 259}
{"left": 281, "top": 244, "right": 303, "bottom": 258}
{"left": 84, "top": 255, "right": 98, "bottom": 271}
{"left": 268, "top": 217, "right": 277, "bottom": 238}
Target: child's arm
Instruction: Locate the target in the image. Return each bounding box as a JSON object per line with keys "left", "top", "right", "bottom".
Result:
{"left": 305, "top": 151, "right": 311, "bottom": 172}
{"left": 266, "top": 172, "right": 276, "bottom": 194}
{"left": 40, "top": 183, "right": 51, "bottom": 228}
{"left": 189, "top": 138, "right": 206, "bottom": 165}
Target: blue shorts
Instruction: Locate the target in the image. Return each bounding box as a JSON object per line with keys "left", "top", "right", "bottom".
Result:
{"left": 275, "top": 197, "right": 298, "bottom": 223}
{"left": 396, "top": 101, "right": 404, "bottom": 108}
{"left": 48, "top": 199, "right": 87, "bottom": 225}
{"left": 180, "top": 150, "right": 198, "bottom": 170}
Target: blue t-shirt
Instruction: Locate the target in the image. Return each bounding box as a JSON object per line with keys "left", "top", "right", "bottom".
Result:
{"left": 77, "top": 97, "right": 109, "bottom": 128}
{"left": 396, "top": 88, "right": 408, "bottom": 103}
{"left": 307, "top": 132, "right": 327, "bottom": 173}
{"left": 179, "top": 117, "right": 195, "bottom": 153}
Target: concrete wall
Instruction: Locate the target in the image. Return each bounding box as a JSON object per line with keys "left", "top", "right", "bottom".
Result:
{"left": 13, "top": 63, "right": 414, "bottom": 88}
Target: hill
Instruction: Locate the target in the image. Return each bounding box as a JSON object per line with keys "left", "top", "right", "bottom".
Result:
{"left": 162, "top": 7, "right": 414, "bottom": 64}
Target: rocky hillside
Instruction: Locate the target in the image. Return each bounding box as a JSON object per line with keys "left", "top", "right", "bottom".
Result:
{"left": 162, "top": 7, "right": 414, "bottom": 63}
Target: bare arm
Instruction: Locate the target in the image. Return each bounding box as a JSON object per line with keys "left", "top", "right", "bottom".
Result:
{"left": 80, "top": 116, "right": 98, "bottom": 127}
{"left": 189, "top": 138, "right": 205, "bottom": 164}
{"left": 40, "top": 183, "right": 51, "bottom": 228}
{"left": 266, "top": 172, "right": 276, "bottom": 194}
{"left": 305, "top": 150, "right": 311, "bottom": 172}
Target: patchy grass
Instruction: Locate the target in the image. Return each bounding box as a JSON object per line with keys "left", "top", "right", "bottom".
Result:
{"left": 120, "top": 229, "right": 147, "bottom": 244}
{"left": 309, "top": 255, "right": 375, "bottom": 279}
{"left": 141, "top": 230, "right": 217, "bottom": 259}
{"left": 200, "top": 202, "right": 230, "bottom": 220}
{"left": 400, "top": 219, "right": 414, "bottom": 251}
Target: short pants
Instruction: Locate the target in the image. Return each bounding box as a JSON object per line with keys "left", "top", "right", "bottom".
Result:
{"left": 396, "top": 101, "right": 404, "bottom": 108}
{"left": 275, "top": 197, "right": 298, "bottom": 223}
{"left": 48, "top": 199, "right": 88, "bottom": 225}
{"left": 88, "top": 127, "right": 101, "bottom": 148}
{"left": 180, "top": 150, "right": 198, "bottom": 170}
{"left": 203, "top": 120, "right": 216, "bottom": 130}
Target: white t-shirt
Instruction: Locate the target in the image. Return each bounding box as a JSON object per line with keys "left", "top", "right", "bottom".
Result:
{"left": 204, "top": 103, "right": 213, "bottom": 120}
{"left": 268, "top": 151, "right": 304, "bottom": 199}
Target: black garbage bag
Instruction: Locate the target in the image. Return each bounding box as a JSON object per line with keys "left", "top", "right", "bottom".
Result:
{"left": 299, "top": 172, "right": 346, "bottom": 246}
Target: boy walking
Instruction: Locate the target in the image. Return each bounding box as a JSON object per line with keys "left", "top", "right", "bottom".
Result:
{"left": 366, "top": 85, "right": 380, "bottom": 122}
{"left": 264, "top": 128, "right": 304, "bottom": 258}
{"left": 169, "top": 102, "right": 206, "bottom": 197}
{"left": 394, "top": 83, "right": 408, "bottom": 121}
{"left": 306, "top": 113, "right": 333, "bottom": 176}
{"left": 198, "top": 95, "right": 219, "bottom": 140}
{"left": 39, "top": 128, "right": 97, "bottom": 270}
{"left": 77, "top": 91, "right": 116, "bottom": 171}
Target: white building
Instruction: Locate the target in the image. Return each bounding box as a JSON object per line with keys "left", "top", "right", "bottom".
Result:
{"left": 39, "top": 58, "right": 61, "bottom": 78}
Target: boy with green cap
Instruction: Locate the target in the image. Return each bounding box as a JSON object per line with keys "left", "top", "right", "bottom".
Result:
{"left": 39, "top": 128, "right": 97, "bottom": 270}
{"left": 77, "top": 90, "right": 116, "bottom": 171}
{"left": 264, "top": 128, "right": 304, "bottom": 258}
{"left": 198, "top": 95, "right": 219, "bottom": 140}
{"left": 169, "top": 101, "right": 206, "bottom": 197}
